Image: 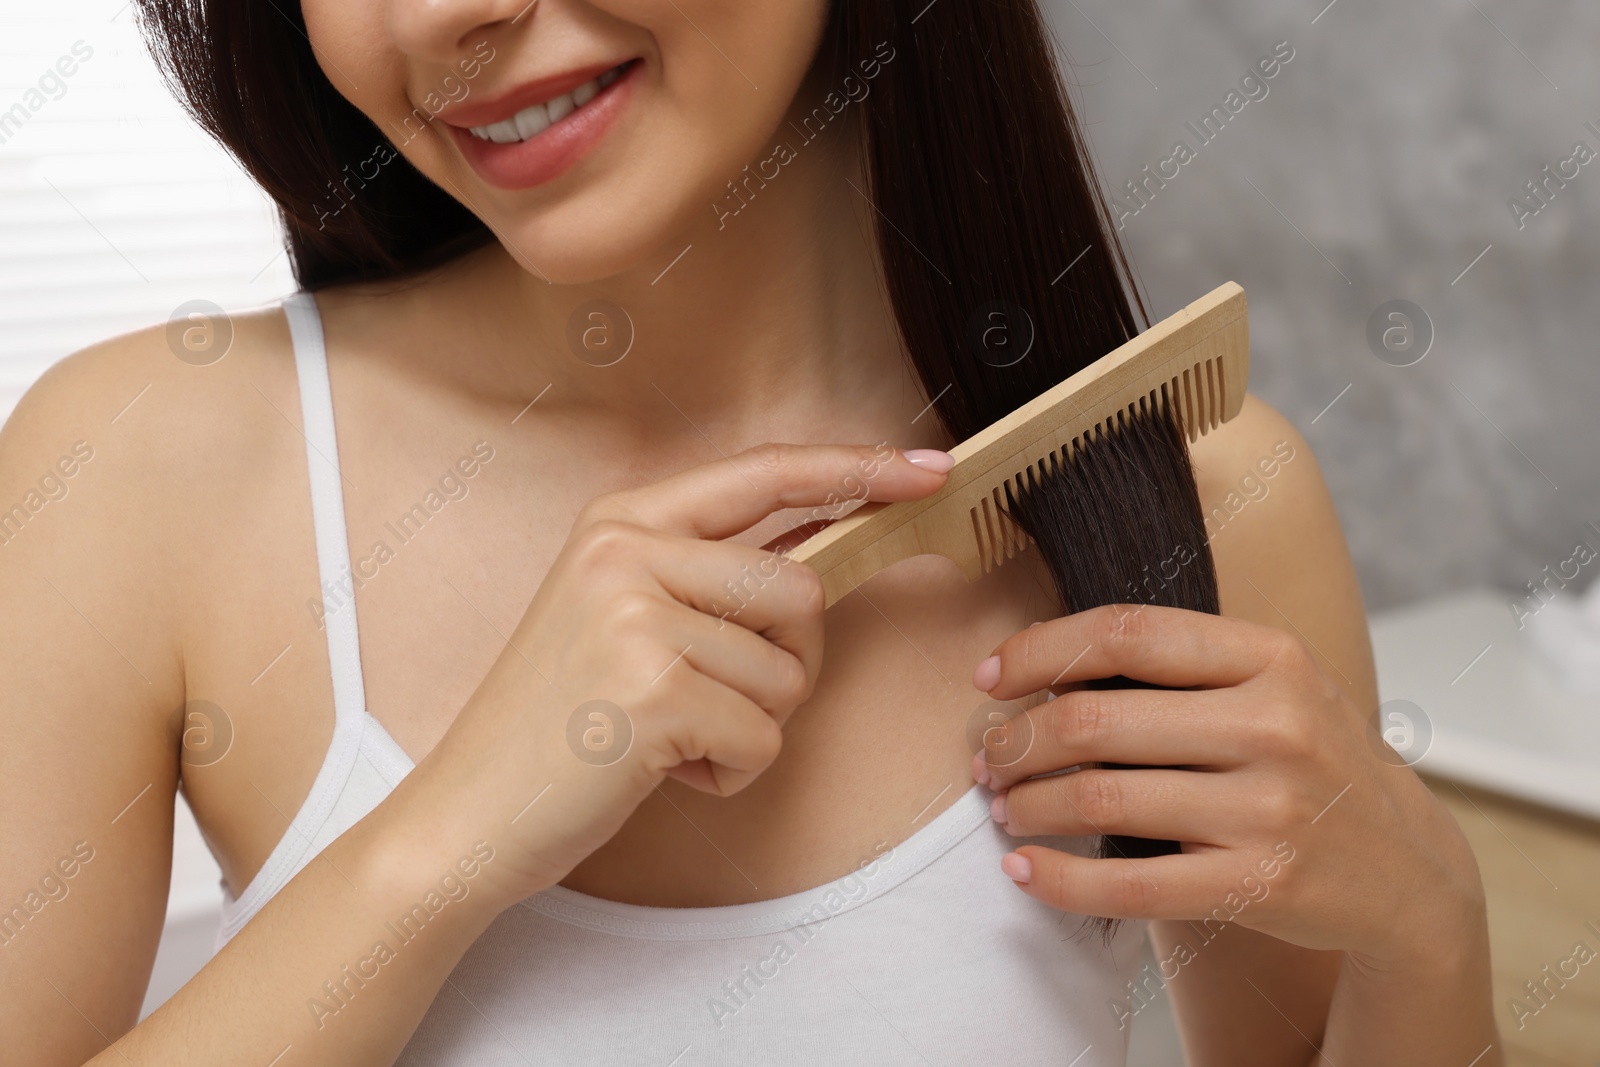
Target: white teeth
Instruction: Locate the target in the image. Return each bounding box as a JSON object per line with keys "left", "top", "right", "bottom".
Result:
{"left": 485, "top": 118, "right": 521, "bottom": 143}
{"left": 514, "top": 104, "right": 550, "bottom": 140}
{"left": 465, "top": 63, "right": 626, "bottom": 143}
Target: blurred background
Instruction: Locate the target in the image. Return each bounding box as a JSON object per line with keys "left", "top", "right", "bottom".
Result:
{"left": 3, "top": 1, "right": 1597, "bottom": 1063}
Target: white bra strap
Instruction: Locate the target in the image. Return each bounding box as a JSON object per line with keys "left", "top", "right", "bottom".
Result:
{"left": 284, "top": 291, "right": 367, "bottom": 729}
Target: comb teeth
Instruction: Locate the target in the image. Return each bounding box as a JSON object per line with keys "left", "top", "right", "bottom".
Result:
{"left": 964, "top": 355, "right": 1228, "bottom": 575}
{"left": 970, "top": 481, "right": 1035, "bottom": 574}
{"left": 782, "top": 281, "right": 1248, "bottom": 609}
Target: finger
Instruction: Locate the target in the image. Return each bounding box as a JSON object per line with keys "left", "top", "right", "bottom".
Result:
{"left": 666, "top": 603, "right": 812, "bottom": 724}
{"left": 999, "top": 844, "right": 1241, "bottom": 921}
{"left": 583, "top": 442, "right": 952, "bottom": 540}
{"left": 761, "top": 518, "right": 835, "bottom": 556}
{"left": 649, "top": 668, "right": 785, "bottom": 796}
{"left": 982, "top": 687, "right": 1246, "bottom": 791}
{"left": 643, "top": 535, "right": 825, "bottom": 689}
{"left": 993, "top": 768, "right": 1232, "bottom": 844}
{"left": 979, "top": 604, "right": 1285, "bottom": 698}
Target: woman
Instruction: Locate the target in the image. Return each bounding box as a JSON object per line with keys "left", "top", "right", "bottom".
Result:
{"left": 0, "top": 0, "right": 1499, "bottom": 1063}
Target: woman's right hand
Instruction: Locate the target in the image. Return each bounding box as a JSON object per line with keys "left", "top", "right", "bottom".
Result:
{"left": 386, "top": 441, "right": 955, "bottom": 914}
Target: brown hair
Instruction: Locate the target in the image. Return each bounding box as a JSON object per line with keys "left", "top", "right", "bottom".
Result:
{"left": 135, "top": 0, "right": 1218, "bottom": 910}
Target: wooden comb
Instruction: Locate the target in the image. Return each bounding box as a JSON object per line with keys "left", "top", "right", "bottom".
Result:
{"left": 787, "top": 281, "right": 1250, "bottom": 607}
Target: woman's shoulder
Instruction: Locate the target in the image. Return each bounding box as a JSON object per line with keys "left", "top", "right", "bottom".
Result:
{"left": 5, "top": 303, "right": 304, "bottom": 489}
{"left": 0, "top": 303, "right": 307, "bottom": 611}
{"left": 1188, "top": 392, "right": 1315, "bottom": 531}
{"left": 1187, "top": 393, "right": 1377, "bottom": 703}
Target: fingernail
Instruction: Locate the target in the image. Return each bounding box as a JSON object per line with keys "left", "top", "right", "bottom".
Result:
{"left": 970, "top": 750, "right": 991, "bottom": 787}
{"left": 903, "top": 448, "right": 955, "bottom": 473}
{"left": 989, "top": 792, "right": 1007, "bottom": 824}
{"left": 973, "top": 655, "right": 1000, "bottom": 692}
{"left": 1000, "top": 852, "right": 1032, "bottom": 884}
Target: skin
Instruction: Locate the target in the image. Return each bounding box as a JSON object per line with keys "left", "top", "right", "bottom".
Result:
{"left": 0, "top": 0, "right": 1498, "bottom": 1063}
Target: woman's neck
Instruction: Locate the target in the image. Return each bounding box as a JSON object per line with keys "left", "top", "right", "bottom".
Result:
{"left": 408, "top": 109, "right": 947, "bottom": 454}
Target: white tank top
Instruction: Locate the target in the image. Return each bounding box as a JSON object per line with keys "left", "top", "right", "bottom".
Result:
{"left": 213, "top": 292, "right": 1147, "bottom": 1064}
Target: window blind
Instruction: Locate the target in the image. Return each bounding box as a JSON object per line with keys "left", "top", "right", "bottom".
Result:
{"left": 0, "top": 4, "right": 295, "bottom": 424}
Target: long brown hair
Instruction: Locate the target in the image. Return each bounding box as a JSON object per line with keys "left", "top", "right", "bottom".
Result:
{"left": 135, "top": 0, "right": 1217, "bottom": 900}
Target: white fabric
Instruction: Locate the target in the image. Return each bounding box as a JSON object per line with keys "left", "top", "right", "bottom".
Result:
{"left": 213, "top": 292, "right": 1146, "bottom": 1063}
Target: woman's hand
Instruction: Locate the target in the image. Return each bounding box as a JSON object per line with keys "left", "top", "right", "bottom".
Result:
{"left": 391, "top": 441, "right": 955, "bottom": 915}
{"left": 970, "top": 602, "right": 1487, "bottom": 971}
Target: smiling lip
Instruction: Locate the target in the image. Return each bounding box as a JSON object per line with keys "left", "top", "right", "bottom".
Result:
{"left": 438, "top": 59, "right": 640, "bottom": 190}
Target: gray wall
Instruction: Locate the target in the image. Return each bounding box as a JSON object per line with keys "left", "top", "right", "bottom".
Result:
{"left": 1044, "top": 0, "right": 1600, "bottom": 610}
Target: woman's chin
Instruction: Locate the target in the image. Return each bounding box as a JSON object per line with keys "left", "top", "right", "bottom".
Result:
{"left": 488, "top": 205, "right": 708, "bottom": 289}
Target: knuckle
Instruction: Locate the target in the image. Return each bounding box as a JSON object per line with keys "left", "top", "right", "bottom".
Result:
{"left": 573, "top": 518, "right": 637, "bottom": 565}
{"left": 1099, "top": 604, "right": 1149, "bottom": 654}
{"left": 1258, "top": 784, "right": 1303, "bottom": 828}
{"left": 574, "top": 494, "right": 634, "bottom": 530}
{"left": 853, "top": 443, "right": 890, "bottom": 479}
{"left": 1010, "top": 624, "right": 1048, "bottom": 671}
{"left": 1041, "top": 853, "right": 1072, "bottom": 903}
{"left": 741, "top": 442, "right": 799, "bottom": 484}
{"left": 1258, "top": 708, "right": 1314, "bottom": 759}
{"left": 1263, "top": 627, "right": 1312, "bottom": 675}
{"left": 1073, "top": 771, "right": 1125, "bottom": 826}
{"left": 1106, "top": 861, "right": 1154, "bottom": 914}
{"left": 608, "top": 590, "right": 666, "bottom": 642}
{"left": 572, "top": 497, "right": 609, "bottom": 528}
{"left": 1060, "top": 690, "right": 1117, "bottom": 750}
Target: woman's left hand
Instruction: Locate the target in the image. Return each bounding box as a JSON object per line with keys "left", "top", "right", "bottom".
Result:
{"left": 970, "top": 602, "right": 1486, "bottom": 969}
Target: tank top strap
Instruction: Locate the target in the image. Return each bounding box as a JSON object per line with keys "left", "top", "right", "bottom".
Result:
{"left": 283, "top": 291, "right": 369, "bottom": 728}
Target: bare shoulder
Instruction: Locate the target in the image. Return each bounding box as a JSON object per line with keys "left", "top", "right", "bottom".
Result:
{"left": 0, "top": 304, "right": 303, "bottom": 656}
{"left": 4, "top": 302, "right": 299, "bottom": 472}
{"left": 1188, "top": 392, "right": 1318, "bottom": 551}
{"left": 1187, "top": 393, "right": 1377, "bottom": 706}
